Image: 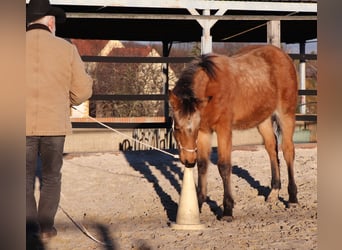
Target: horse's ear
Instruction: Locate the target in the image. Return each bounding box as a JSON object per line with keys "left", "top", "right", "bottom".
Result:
{"left": 168, "top": 90, "right": 180, "bottom": 109}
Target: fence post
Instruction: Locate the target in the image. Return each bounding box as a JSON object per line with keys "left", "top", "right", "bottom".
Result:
{"left": 267, "top": 20, "right": 281, "bottom": 47}
{"left": 299, "top": 42, "right": 307, "bottom": 114}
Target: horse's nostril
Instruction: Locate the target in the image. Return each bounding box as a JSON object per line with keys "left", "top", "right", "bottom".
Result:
{"left": 185, "top": 160, "right": 196, "bottom": 168}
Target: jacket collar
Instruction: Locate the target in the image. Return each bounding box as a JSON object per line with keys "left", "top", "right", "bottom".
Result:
{"left": 26, "top": 23, "right": 51, "bottom": 33}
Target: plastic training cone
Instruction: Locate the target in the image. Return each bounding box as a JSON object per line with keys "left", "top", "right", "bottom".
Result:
{"left": 171, "top": 167, "right": 205, "bottom": 230}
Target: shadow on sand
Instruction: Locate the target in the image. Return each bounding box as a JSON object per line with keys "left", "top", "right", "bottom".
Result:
{"left": 122, "top": 149, "right": 182, "bottom": 222}
{"left": 26, "top": 222, "right": 118, "bottom": 250}
{"left": 209, "top": 147, "right": 288, "bottom": 209}
{"left": 122, "top": 148, "right": 278, "bottom": 221}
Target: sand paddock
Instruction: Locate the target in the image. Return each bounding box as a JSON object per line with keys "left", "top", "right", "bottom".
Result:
{"left": 35, "top": 143, "right": 317, "bottom": 250}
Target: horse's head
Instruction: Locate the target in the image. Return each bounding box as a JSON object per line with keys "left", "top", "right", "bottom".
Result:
{"left": 169, "top": 90, "right": 201, "bottom": 168}
{"left": 169, "top": 55, "right": 217, "bottom": 167}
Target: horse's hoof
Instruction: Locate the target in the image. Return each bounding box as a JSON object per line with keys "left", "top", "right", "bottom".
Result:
{"left": 267, "top": 200, "right": 285, "bottom": 211}
{"left": 289, "top": 196, "right": 298, "bottom": 204}
{"left": 266, "top": 189, "right": 279, "bottom": 202}
{"left": 220, "top": 215, "right": 233, "bottom": 222}
{"left": 287, "top": 202, "right": 299, "bottom": 209}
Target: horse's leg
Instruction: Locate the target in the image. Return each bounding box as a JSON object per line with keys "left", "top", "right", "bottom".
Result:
{"left": 257, "top": 117, "right": 281, "bottom": 202}
{"left": 278, "top": 114, "right": 298, "bottom": 205}
{"left": 196, "top": 130, "right": 212, "bottom": 211}
{"left": 216, "top": 126, "right": 234, "bottom": 222}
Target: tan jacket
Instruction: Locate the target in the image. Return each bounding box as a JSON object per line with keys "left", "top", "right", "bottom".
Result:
{"left": 26, "top": 24, "right": 93, "bottom": 136}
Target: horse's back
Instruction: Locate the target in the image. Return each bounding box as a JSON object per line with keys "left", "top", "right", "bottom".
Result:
{"left": 226, "top": 45, "right": 297, "bottom": 108}
{"left": 200, "top": 45, "right": 297, "bottom": 129}
{"left": 246, "top": 45, "right": 298, "bottom": 113}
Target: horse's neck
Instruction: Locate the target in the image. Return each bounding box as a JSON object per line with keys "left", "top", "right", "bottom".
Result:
{"left": 192, "top": 70, "right": 209, "bottom": 100}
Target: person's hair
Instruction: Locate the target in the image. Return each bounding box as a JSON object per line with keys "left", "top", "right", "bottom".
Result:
{"left": 28, "top": 15, "right": 54, "bottom": 26}
{"left": 28, "top": 15, "right": 56, "bottom": 35}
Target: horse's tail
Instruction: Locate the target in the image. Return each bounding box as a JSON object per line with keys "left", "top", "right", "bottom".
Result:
{"left": 197, "top": 54, "right": 219, "bottom": 80}
{"left": 272, "top": 114, "right": 281, "bottom": 165}
{"left": 272, "top": 114, "right": 282, "bottom": 140}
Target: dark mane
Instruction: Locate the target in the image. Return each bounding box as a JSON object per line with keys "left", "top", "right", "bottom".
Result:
{"left": 172, "top": 54, "right": 218, "bottom": 116}
{"left": 198, "top": 53, "right": 218, "bottom": 80}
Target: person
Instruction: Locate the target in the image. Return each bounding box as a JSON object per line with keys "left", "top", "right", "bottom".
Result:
{"left": 26, "top": 0, "right": 93, "bottom": 241}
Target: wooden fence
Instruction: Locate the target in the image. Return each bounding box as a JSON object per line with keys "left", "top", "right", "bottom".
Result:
{"left": 72, "top": 53, "right": 317, "bottom": 130}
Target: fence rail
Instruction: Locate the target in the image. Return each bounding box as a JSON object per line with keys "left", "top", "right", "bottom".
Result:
{"left": 73, "top": 53, "right": 317, "bottom": 129}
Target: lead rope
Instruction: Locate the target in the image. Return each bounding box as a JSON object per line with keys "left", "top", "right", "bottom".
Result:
{"left": 59, "top": 106, "right": 179, "bottom": 245}
{"left": 58, "top": 204, "right": 109, "bottom": 246}
{"left": 71, "top": 106, "right": 179, "bottom": 159}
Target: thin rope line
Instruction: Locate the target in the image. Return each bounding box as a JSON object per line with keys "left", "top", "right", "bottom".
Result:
{"left": 221, "top": 11, "right": 298, "bottom": 42}
{"left": 58, "top": 204, "right": 109, "bottom": 246}
{"left": 71, "top": 106, "right": 179, "bottom": 159}
{"left": 222, "top": 22, "right": 266, "bottom": 41}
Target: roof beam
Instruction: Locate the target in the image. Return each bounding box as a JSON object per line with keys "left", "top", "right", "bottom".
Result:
{"left": 66, "top": 13, "right": 317, "bottom": 21}
{"left": 28, "top": 0, "right": 317, "bottom": 13}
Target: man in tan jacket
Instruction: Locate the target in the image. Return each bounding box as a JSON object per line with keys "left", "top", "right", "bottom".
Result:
{"left": 26, "top": 0, "right": 93, "bottom": 242}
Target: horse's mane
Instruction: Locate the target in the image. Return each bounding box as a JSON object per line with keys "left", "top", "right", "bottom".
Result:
{"left": 172, "top": 54, "right": 218, "bottom": 116}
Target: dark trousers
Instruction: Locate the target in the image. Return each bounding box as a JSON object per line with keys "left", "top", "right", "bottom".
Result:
{"left": 26, "top": 136, "right": 65, "bottom": 233}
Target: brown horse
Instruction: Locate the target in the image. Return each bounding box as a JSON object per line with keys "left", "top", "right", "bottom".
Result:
{"left": 169, "top": 45, "right": 298, "bottom": 222}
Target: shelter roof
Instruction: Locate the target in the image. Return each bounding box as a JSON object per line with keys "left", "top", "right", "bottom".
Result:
{"left": 26, "top": 0, "right": 317, "bottom": 44}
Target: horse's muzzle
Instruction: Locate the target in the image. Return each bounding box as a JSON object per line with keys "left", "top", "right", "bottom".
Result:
{"left": 185, "top": 160, "right": 196, "bottom": 168}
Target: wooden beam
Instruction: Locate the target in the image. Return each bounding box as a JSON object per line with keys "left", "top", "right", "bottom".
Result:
{"left": 43, "top": 1, "right": 317, "bottom": 13}
{"left": 67, "top": 13, "right": 317, "bottom": 21}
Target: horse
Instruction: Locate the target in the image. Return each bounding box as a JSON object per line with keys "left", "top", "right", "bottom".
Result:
{"left": 169, "top": 45, "right": 298, "bottom": 222}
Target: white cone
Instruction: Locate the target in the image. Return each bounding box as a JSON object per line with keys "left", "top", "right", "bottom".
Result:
{"left": 171, "top": 167, "right": 205, "bottom": 230}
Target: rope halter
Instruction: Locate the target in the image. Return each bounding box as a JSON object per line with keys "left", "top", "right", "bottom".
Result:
{"left": 178, "top": 142, "right": 197, "bottom": 153}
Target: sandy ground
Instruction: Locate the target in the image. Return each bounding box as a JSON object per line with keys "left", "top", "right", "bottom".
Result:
{"left": 35, "top": 143, "right": 317, "bottom": 250}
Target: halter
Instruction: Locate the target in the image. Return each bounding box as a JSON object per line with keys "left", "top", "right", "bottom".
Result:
{"left": 172, "top": 119, "right": 198, "bottom": 153}
{"left": 178, "top": 142, "right": 197, "bottom": 153}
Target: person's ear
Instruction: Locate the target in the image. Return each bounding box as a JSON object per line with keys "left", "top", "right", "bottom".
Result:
{"left": 48, "top": 16, "right": 56, "bottom": 35}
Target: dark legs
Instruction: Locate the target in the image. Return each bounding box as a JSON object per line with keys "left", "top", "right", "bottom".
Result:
{"left": 197, "top": 128, "right": 234, "bottom": 221}
{"left": 258, "top": 115, "right": 298, "bottom": 204}
{"left": 196, "top": 130, "right": 211, "bottom": 210}
{"left": 26, "top": 136, "right": 65, "bottom": 235}
{"left": 217, "top": 161, "right": 234, "bottom": 221}
{"left": 26, "top": 138, "right": 40, "bottom": 233}
{"left": 258, "top": 118, "right": 281, "bottom": 202}
{"left": 196, "top": 113, "right": 298, "bottom": 222}
{"left": 279, "top": 114, "right": 298, "bottom": 204}
{"left": 215, "top": 127, "right": 234, "bottom": 221}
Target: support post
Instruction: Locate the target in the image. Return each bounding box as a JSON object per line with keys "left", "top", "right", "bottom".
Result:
{"left": 162, "top": 41, "right": 170, "bottom": 116}
{"left": 162, "top": 41, "right": 173, "bottom": 149}
{"left": 188, "top": 7, "right": 226, "bottom": 55}
{"left": 267, "top": 20, "right": 281, "bottom": 47}
{"left": 299, "top": 42, "right": 306, "bottom": 114}
{"left": 201, "top": 9, "right": 212, "bottom": 54}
